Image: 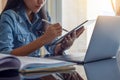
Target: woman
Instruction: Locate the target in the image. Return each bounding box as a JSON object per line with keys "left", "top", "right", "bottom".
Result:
{"left": 0, "top": 0, "right": 84, "bottom": 80}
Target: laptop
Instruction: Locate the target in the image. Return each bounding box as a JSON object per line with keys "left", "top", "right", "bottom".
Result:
{"left": 49, "top": 16, "right": 120, "bottom": 64}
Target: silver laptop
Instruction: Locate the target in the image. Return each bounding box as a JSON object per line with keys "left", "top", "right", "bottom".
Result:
{"left": 50, "top": 16, "right": 120, "bottom": 64}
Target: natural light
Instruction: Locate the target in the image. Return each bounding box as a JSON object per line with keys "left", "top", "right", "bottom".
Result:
{"left": 87, "top": 0, "right": 115, "bottom": 20}
{"left": 62, "top": 0, "right": 115, "bottom": 54}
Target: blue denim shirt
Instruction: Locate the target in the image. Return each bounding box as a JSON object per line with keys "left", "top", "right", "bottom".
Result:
{"left": 0, "top": 6, "right": 56, "bottom": 57}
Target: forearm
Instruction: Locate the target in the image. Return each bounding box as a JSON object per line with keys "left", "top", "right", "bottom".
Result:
{"left": 11, "top": 35, "right": 49, "bottom": 56}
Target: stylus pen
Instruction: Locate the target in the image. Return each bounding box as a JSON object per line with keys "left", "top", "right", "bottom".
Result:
{"left": 42, "top": 19, "right": 69, "bottom": 32}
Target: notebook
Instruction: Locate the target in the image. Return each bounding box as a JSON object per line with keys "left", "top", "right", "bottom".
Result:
{"left": 50, "top": 16, "right": 120, "bottom": 64}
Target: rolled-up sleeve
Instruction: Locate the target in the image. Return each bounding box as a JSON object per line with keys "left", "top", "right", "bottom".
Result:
{"left": 0, "top": 12, "right": 14, "bottom": 54}
{"left": 44, "top": 42, "right": 57, "bottom": 56}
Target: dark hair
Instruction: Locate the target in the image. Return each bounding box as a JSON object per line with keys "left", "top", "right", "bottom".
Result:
{"left": 2, "top": 0, "right": 24, "bottom": 12}
{"left": 2, "top": 0, "right": 48, "bottom": 20}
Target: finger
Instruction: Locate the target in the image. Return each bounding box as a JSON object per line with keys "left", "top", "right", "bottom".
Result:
{"left": 76, "top": 27, "right": 85, "bottom": 38}
{"left": 66, "top": 34, "right": 72, "bottom": 41}
{"left": 54, "top": 23, "right": 62, "bottom": 28}
{"left": 76, "top": 26, "right": 85, "bottom": 33}
{"left": 71, "top": 30, "right": 77, "bottom": 39}
{"left": 64, "top": 37, "right": 69, "bottom": 43}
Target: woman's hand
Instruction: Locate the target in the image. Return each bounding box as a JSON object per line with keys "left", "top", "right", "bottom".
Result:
{"left": 76, "top": 26, "right": 85, "bottom": 38}
{"left": 54, "top": 27, "right": 85, "bottom": 55}
{"left": 43, "top": 23, "right": 62, "bottom": 44}
{"left": 61, "top": 31, "right": 76, "bottom": 50}
{"left": 61, "top": 27, "right": 85, "bottom": 50}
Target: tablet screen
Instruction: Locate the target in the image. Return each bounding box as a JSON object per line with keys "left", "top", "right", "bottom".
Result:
{"left": 53, "top": 20, "right": 89, "bottom": 44}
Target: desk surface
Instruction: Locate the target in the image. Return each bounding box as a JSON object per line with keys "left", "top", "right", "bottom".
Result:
{"left": 78, "top": 58, "right": 120, "bottom": 80}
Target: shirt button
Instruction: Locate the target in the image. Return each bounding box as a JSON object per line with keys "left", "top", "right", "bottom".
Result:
{"left": 23, "top": 38, "right": 25, "bottom": 42}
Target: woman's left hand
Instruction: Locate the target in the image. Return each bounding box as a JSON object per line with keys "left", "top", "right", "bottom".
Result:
{"left": 61, "top": 30, "right": 76, "bottom": 50}
{"left": 54, "top": 27, "right": 85, "bottom": 55}
{"left": 61, "top": 27, "right": 85, "bottom": 50}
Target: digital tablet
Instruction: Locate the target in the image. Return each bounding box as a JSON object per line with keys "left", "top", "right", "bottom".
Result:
{"left": 52, "top": 20, "right": 89, "bottom": 44}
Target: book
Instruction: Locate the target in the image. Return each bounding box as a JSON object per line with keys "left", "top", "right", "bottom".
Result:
{"left": 0, "top": 54, "right": 76, "bottom": 74}
{"left": 21, "top": 67, "right": 75, "bottom": 79}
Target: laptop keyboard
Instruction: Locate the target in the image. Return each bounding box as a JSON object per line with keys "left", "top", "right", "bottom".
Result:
{"left": 62, "top": 55, "right": 85, "bottom": 61}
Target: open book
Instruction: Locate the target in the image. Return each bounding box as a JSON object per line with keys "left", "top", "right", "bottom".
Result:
{"left": 0, "top": 54, "right": 76, "bottom": 74}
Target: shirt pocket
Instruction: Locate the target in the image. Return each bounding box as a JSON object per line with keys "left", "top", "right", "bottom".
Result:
{"left": 17, "top": 34, "right": 29, "bottom": 45}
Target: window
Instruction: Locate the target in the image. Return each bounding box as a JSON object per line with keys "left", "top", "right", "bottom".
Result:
{"left": 61, "top": 0, "right": 87, "bottom": 54}
{"left": 47, "top": 0, "right": 62, "bottom": 23}
{"left": 87, "top": 0, "right": 114, "bottom": 20}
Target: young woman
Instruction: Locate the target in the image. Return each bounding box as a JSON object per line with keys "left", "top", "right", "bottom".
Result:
{"left": 0, "top": 0, "right": 84, "bottom": 80}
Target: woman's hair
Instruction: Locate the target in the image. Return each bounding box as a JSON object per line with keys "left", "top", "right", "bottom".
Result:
{"left": 2, "top": 0, "right": 24, "bottom": 12}
{"left": 2, "top": 0, "right": 48, "bottom": 20}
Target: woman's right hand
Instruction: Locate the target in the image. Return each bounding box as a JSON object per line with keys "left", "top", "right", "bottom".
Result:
{"left": 43, "top": 23, "right": 62, "bottom": 43}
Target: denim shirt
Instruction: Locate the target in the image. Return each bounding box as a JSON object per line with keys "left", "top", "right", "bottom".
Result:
{"left": 0, "top": 6, "right": 56, "bottom": 57}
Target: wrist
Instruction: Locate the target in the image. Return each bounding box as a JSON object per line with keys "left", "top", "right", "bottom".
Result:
{"left": 42, "top": 33, "right": 51, "bottom": 44}
{"left": 37, "top": 34, "right": 50, "bottom": 47}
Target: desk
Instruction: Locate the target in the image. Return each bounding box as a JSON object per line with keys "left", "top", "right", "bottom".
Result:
{"left": 76, "top": 58, "right": 120, "bottom": 80}
{"left": 75, "top": 65, "right": 87, "bottom": 80}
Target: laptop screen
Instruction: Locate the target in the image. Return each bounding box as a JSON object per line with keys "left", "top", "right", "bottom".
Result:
{"left": 84, "top": 16, "right": 120, "bottom": 63}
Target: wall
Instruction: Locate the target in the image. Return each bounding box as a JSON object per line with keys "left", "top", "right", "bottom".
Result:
{"left": 62, "top": 0, "right": 87, "bottom": 54}
{"left": 47, "top": 0, "right": 62, "bottom": 23}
